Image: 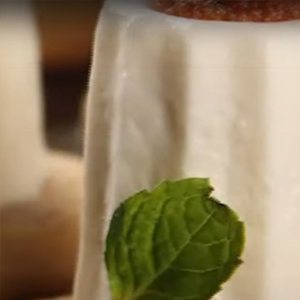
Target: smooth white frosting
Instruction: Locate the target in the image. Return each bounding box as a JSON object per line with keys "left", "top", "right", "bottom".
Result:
{"left": 76, "top": 1, "right": 300, "bottom": 299}
{"left": 0, "top": 1, "right": 45, "bottom": 204}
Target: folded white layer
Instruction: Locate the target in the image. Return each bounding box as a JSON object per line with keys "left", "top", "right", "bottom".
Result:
{"left": 0, "top": 1, "right": 45, "bottom": 204}
{"left": 77, "top": 1, "right": 300, "bottom": 300}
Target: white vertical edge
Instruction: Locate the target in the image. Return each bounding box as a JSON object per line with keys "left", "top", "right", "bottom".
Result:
{"left": 75, "top": 5, "right": 187, "bottom": 300}
{"left": 74, "top": 9, "right": 128, "bottom": 300}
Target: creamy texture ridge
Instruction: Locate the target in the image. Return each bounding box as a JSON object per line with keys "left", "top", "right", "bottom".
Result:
{"left": 152, "top": 0, "right": 300, "bottom": 22}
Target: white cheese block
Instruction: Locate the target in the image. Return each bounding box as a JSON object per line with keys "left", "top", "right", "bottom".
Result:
{"left": 77, "top": 1, "right": 300, "bottom": 300}
{"left": 0, "top": 1, "right": 45, "bottom": 204}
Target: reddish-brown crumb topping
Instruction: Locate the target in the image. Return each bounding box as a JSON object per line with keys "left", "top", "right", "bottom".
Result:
{"left": 151, "top": 1, "right": 300, "bottom": 22}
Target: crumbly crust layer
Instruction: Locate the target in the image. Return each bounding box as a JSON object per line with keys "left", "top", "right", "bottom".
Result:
{"left": 151, "top": 1, "right": 300, "bottom": 22}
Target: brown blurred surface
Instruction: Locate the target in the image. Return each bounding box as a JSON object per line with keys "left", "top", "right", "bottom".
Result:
{"left": 34, "top": 1, "right": 102, "bottom": 153}
{"left": 0, "top": 152, "right": 82, "bottom": 300}
{"left": 35, "top": 1, "right": 102, "bottom": 71}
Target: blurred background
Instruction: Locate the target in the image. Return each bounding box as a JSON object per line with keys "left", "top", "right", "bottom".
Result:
{"left": 35, "top": 0, "right": 102, "bottom": 155}
{"left": 0, "top": 2, "right": 103, "bottom": 300}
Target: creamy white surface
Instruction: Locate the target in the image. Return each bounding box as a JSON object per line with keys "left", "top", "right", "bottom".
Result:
{"left": 0, "top": 1, "right": 45, "bottom": 204}
{"left": 76, "top": 1, "right": 300, "bottom": 299}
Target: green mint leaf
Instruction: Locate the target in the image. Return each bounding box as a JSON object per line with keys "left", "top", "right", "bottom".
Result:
{"left": 105, "top": 178, "right": 245, "bottom": 300}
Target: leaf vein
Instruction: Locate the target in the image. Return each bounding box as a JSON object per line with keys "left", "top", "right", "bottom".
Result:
{"left": 131, "top": 204, "right": 217, "bottom": 299}
{"left": 170, "top": 265, "right": 224, "bottom": 274}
